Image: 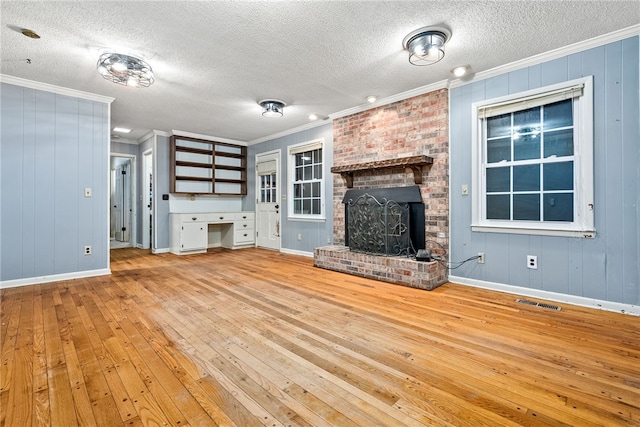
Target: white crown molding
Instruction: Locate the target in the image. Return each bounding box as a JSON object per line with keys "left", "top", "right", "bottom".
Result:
{"left": 0, "top": 268, "right": 111, "bottom": 289}
{"left": 329, "top": 80, "right": 449, "bottom": 121}
{"left": 172, "top": 129, "right": 247, "bottom": 146}
{"left": 449, "top": 275, "right": 639, "bottom": 317}
{"left": 111, "top": 137, "right": 139, "bottom": 145}
{"left": 449, "top": 24, "right": 640, "bottom": 89}
{"left": 0, "top": 74, "right": 115, "bottom": 103}
{"left": 248, "top": 119, "right": 331, "bottom": 146}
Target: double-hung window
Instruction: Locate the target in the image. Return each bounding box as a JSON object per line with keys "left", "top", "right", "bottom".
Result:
{"left": 288, "top": 139, "right": 325, "bottom": 220}
{"left": 472, "top": 76, "right": 595, "bottom": 237}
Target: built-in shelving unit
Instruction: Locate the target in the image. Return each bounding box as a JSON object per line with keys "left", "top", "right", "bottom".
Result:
{"left": 170, "top": 136, "right": 247, "bottom": 195}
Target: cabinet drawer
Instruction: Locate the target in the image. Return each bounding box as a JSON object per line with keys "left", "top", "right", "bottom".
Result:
{"left": 182, "top": 214, "right": 206, "bottom": 222}
{"left": 236, "top": 212, "right": 254, "bottom": 221}
{"left": 208, "top": 213, "right": 232, "bottom": 222}
{"left": 234, "top": 220, "right": 254, "bottom": 231}
{"left": 235, "top": 231, "right": 254, "bottom": 244}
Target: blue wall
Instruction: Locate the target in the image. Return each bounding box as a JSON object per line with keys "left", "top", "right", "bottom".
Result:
{"left": 246, "top": 123, "right": 334, "bottom": 254}
{"left": 449, "top": 36, "right": 639, "bottom": 305}
{"left": 1, "top": 82, "right": 110, "bottom": 282}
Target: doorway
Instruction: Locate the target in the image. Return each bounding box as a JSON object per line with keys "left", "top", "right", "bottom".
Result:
{"left": 255, "top": 150, "right": 281, "bottom": 250}
{"left": 110, "top": 154, "right": 136, "bottom": 249}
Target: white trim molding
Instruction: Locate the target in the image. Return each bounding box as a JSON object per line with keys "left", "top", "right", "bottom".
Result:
{"left": 172, "top": 129, "right": 247, "bottom": 146}
{"left": 0, "top": 74, "right": 115, "bottom": 103}
{"left": 152, "top": 248, "right": 170, "bottom": 254}
{"left": 449, "top": 275, "right": 639, "bottom": 317}
{"left": 280, "top": 248, "right": 314, "bottom": 258}
{"left": 1, "top": 269, "right": 111, "bottom": 289}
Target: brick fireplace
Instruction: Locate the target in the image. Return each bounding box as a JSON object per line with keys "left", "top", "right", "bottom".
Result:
{"left": 314, "top": 88, "right": 449, "bottom": 290}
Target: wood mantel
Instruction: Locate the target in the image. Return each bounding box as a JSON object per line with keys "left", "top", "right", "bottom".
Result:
{"left": 330, "top": 155, "right": 433, "bottom": 188}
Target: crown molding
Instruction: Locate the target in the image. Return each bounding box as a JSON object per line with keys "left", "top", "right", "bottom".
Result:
{"left": 329, "top": 80, "right": 449, "bottom": 121}
{"left": 172, "top": 129, "right": 247, "bottom": 146}
{"left": 0, "top": 74, "right": 115, "bottom": 103}
{"left": 449, "top": 24, "right": 640, "bottom": 89}
{"left": 248, "top": 119, "right": 331, "bottom": 146}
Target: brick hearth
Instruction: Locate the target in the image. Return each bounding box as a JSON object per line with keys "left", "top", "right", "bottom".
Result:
{"left": 314, "top": 246, "right": 447, "bottom": 290}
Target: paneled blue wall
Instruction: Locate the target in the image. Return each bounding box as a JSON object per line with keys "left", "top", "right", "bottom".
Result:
{"left": 449, "top": 36, "right": 639, "bottom": 305}
{"left": 1, "top": 82, "right": 109, "bottom": 281}
{"left": 246, "top": 123, "right": 334, "bottom": 254}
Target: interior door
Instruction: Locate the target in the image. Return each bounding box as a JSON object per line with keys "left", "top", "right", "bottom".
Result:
{"left": 256, "top": 151, "right": 281, "bottom": 250}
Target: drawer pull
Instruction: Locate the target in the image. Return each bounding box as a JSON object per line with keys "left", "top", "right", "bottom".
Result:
{"left": 243, "top": 224, "right": 247, "bottom": 227}
{"left": 219, "top": 216, "right": 224, "bottom": 220}
{"left": 192, "top": 217, "right": 197, "bottom": 221}
{"left": 243, "top": 233, "right": 248, "bottom": 237}
{"left": 242, "top": 215, "right": 247, "bottom": 219}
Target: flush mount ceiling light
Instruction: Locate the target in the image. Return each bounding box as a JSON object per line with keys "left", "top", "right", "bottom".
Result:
{"left": 112, "top": 127, "right": 132, "bottom": 133}
{"left": 366, "top": 95, "right": 378, "bottom": 103}
{"left": 402, "top": 26, "right": 451, "bottom": 66}
{"left": 259, "top": 99, "right": 286, "bottom": 118}
{"left": 97, "top": 53, "right": 154, "bottom": 88}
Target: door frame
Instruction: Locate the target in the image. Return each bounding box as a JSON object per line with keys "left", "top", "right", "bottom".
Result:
{"left": 255, "top": 149, "right": 281, "bottom": 250}
{"left": 110, "top": 153, "right": 137, "bottom": 248}
{"left": 142, "top": 148, "right": 153, "bottom": 250}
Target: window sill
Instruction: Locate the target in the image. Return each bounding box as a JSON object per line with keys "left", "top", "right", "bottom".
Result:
{"left": 288, "top": 215, "right": 326, "bottom": 223}
{"left": 471, "top": 224, "right": 596, "bottom": 239}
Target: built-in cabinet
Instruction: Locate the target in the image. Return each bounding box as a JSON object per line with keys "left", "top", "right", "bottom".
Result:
{"left": 170, "top": 136, "right": 247, "bottom": 195}
{"left": 170, "top": 212, "right": 255, "bottom": 255}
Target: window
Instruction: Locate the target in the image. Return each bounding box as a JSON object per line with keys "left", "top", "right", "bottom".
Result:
{"left": 471, "top": 76, "right": 595, "bottom": 238}
{"left": 288, "top": 139, "right": 325, "bottom": 220}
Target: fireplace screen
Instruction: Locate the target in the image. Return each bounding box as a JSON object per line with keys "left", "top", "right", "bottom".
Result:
{"left": 346, "top": 193, "right": 411, "bottom": 256}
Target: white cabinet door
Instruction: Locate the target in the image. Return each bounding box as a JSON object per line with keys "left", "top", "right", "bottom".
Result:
{"left": 181, "top": 222, "right": 207, "bottom": 251}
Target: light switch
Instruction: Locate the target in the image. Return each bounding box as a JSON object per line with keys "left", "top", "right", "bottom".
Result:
{"left": 84, "top": 187, "right": 92, "bottom": 197}
{"left": 461, "top": 184, "right": 469, "bottom": 195}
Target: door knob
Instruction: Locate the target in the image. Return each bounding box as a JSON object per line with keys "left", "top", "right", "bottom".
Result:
{"left": 275, "top": 204, "right": 279, "bottom": 209}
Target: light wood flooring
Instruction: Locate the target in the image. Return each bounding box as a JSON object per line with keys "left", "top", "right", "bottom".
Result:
{"left": 1, "top": 247, "right": 639, "bottom": 426}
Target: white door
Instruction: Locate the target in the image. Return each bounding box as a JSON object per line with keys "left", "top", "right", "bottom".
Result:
{"left": 256, "top": 151, "right": 281, "bottom": 250}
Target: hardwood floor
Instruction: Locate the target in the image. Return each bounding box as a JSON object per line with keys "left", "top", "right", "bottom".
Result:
{"left": 1, "top": 248, "right": 639, "bottom": 426}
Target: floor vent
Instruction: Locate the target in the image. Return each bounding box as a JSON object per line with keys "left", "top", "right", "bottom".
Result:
{"left": 516, "top": 299, "right": 562, "bottom": 311}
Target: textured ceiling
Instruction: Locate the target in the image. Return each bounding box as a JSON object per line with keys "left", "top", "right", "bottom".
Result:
{"left": 1, "top": 1, "right": 639, "bottom": 143}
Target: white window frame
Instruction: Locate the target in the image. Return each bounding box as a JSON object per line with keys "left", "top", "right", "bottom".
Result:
{"left": 471, "top": 76, "right": 595, "bottom": 238}
{"left": 287, "top": 138, "right": 326, "bottom": 222}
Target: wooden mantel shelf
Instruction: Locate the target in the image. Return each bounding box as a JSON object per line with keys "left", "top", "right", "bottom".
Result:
{"left": 330, "top": 155, "right": 433, "bottom": 188}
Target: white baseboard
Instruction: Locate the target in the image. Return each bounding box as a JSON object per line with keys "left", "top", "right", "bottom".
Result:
{"left": 152, "top": 248, "right": 170, "bottom": 254}
{"left": 280, "top": 248, "right": 314, "bottom": 258}
{"left": 448, "top": 275, "right": 639, "bottom": 317}
{"left": 1, "top": 268, "right": 111, "bottom": 289}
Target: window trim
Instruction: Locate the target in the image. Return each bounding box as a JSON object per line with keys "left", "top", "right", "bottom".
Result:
{"left": 287, "top": 138, "right": 326, "bottom": 222}
{"left": 471, "top": 76, "right": 595, "bottom": 238}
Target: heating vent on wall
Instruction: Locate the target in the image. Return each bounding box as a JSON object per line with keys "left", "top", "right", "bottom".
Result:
{"left": 515, "top": 298, "right": 562, "bottom": 311}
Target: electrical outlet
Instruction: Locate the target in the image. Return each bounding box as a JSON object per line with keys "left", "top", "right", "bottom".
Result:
{"left": 461, "top": 184, "right": 469, "bottom": 195}
{"left": 477, "top": 252, "right": 485, "bottom": 264}
{"left": 84, "top": 246, "right": 92, "bottom": 256}
{"left": 327, "top": 236, "right": 331, "bottom": 243}
{"left": 297, "top": 233, "right": 302, "bottom": 241}
{"left": 84, "top": 187, "right": 92, "bottom": 197}
{"left": 527, "top": 255, "right": 537, "bottom": 269}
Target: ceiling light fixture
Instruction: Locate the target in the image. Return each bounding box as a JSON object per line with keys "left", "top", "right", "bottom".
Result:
{"left": 402, "top": 26, "right": 451, "bottom": 66}
{"left": 451, "top": 65, "right": 469, "bottom": 77}
{"left": 97, "top": 53, "right": 154, "bottom": 88}
{"left": 308, "top": 113, "right": 318, "bottom": 121}
{"left": 113, "top": 127, "right": 132, "bottom": 133}
{"left": 259, "top": 99, "right": 286, "bottom": 118}
{"left": 366, "top": 95, "right": 377, "bottom": 103}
